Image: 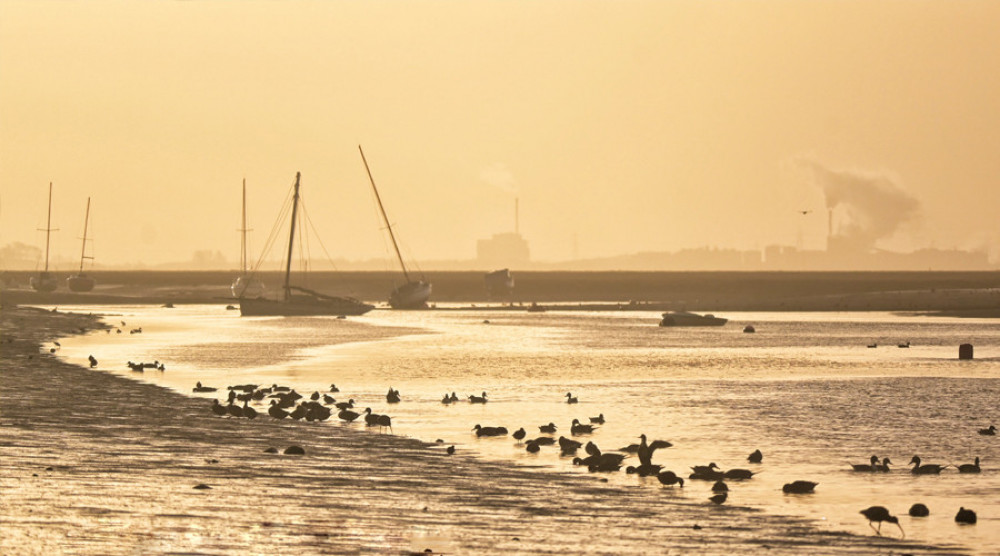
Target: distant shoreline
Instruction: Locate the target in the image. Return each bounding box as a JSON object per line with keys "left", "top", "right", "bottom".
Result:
{"left": 3, "top": 268, "right": 999, "bottom": 316}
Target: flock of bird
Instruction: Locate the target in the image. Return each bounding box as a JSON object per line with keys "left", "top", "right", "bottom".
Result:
{"left": 197, "top": 382, "right": 993, "bottom": 538}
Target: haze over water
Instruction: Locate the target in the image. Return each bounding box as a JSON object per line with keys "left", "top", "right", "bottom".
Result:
{"left": 54, "top": 304, "right": 1000, "bottom": 554}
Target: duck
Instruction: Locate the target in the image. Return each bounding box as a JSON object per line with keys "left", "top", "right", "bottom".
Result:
{"left": 210, "top": 399, "right": 228, "bottom": 416}
{"left": 338, "top": 408, "right": 361, "bottom": 422}
{"left": 565, "top": 392, "right": 578, "bottom": 404}
{"left": 589, "top": 414, "right": 605, "bottom": 424}
{"left": 850, "top": 455, "right": 879, "bottom": 472}
{"left": 335, "top": 399, "right": 355, "bottom": 411}
{"left": 711, "top": 480, "right": 728, "bottom": 492}
{"left": 909, "top": 455, "right": 947, "bottom": 474}
{"left": 723, "top": 468, "right": 756, "bottom": 480}
{"left": 957, "top": 456, "right": 981, "bottom": 474}
{"left": 525, "top": 440, "right": 541, "bottom": 453}
{"left": 472, "top": 425, "right": 508, "bottom": 437}
{"left": 441, "top": 393, "right": 454, "bottom": 405}
{"left": 363, "top": 408, "right": 380, "bottom": 427}
{"left": 531, "top": 436, "right": 556, "bottom": 446}
{"left": 570, "top": 419, "right": 596, "bottom": 435}
{"left": 909, "top": 503, "right": 929, "bottom": 517}
{"left": 242, "top": 400, "right": 257, "bottom": 420}
{"left": 978, "top": 425, "right": 996, "bottom": 436}
{"left": 226, "top": 400, "right": 244, "bottom": 418}
{"left": 268, "top": 400, "right": 289, "bottom": 419}
{"left": 709, "top": 492, "right": 728, "bottom": 505}
{"left": 657, "top": 470, "right": 684, "bottom": 487}
{"left": 558, "top": 436, "right": 582, "bottom": 455}
{"left": 747, "top": 449, "right": 763, "bottom": 464}
{"left": 955, "top": 507, "right": 977, "bottom": 524}
{"left": 539, "top": 423, "right": 557, "bottom": 434}
{"left": 322, "top": 394, "right": 336, "bottom": 405}
{"left": 386, "top": 387, "right": 401, "bottom": 404}
{"left": 512, "top": 428, "right": 527, "bottom": 444}
{"left": 782, "top": 480, "right": 817, "bottom": 494}
{"left": 329, "top": 384, "right": 340, "bottom": 393}
{"left": 875, "top": 457, "right": 892, "bottom": 472}
{"left": 469, "top": 392, "right": 488, "bottom": 404}
{"left": 193, "top": 382, "right": 218, "bottom": 393}
{"left": 88, "top": 355, "right": 98, "bottom": 368}
{"left": 376, "top": 414, "right": 392, "bottom": 434}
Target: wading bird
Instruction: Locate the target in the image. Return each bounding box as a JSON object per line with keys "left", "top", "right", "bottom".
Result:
{"left": 860, "top": 506, "right": 904, "bottom": 538}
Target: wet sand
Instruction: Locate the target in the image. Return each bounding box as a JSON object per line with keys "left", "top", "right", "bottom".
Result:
{"left": 0, "top": 306, "right": 962, "bottom": 554}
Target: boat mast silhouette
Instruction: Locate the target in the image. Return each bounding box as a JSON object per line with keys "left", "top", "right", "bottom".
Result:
{"left": 30, "top": 182, "right": 58, "bottom": 292}
{"left": 358, "top": 145, "right": 431, "bottom": 309}
{"left": 66, "top": 197, "right": 95, "bottom": 292}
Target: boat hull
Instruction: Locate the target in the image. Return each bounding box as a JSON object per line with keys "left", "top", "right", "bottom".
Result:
{"left": 659, "top": 311, "right": 727, "bottom": 327}
{"left": 30, "top": 273, "right": 58, "bottom": 292}
{"left": 231, "top": 275, "right": 266, "bottom": 298}
{"left": 240, "top": 294, "right": 374, "bottom": 317}
{"left": 66, "top": 274, "right": 96, "bottom": 292}
{"left": 389, "top": 281, "right": 432, "bottom": 309}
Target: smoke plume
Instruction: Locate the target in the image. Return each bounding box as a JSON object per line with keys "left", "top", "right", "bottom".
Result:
{"left": 797, "top": 158, "right": 920, "bottom": 252}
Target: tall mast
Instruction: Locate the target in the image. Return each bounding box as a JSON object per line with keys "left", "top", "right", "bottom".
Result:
{"left": 78, "top": 197, "right": 91, "bottom": 273}
{"left": 239, "top": 179, "right": 249, "bottom": 274}
{"left": 358, "top": 145, "right": 411, "bottom": 283}
{"left": 283, "top": 172, "right": 301, "bottom": 301}
{"left": 41, "top": 182, "right": 54, "bottom": 273}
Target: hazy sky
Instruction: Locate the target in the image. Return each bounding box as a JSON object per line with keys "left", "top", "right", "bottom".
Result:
{"left": 2, "top": 1, "right": 999, "bottom": 268}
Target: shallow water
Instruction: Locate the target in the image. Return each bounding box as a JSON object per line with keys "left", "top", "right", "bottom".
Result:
{"left": 53, "top": 304, "right": 1000, "bottom": 553}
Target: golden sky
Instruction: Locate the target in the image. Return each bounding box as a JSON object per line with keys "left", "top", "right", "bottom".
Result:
{"left": 2, "top": 1, "right": 999, "bottom": 268}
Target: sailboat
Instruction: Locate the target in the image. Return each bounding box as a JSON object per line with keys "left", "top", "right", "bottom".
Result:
{"left": 29, "top": 182, "right": 58, "bottom": 292}
{"left": 66, "top": 197, "right": 96, "bottom": 292}
{"left": 230, "top": 179, "right": 265, "bottom": 298}
{"left": 239, "top": 172, "right": 374, "bottom": 317}
{"left": 358, "top": 145, "right": 432, "bottom": 309}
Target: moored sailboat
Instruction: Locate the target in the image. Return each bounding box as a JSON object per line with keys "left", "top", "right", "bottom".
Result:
{"left": 358, "top": 145, "right": 431, "bottom": 309}
{"left": 239, "top": 172, "right": 374, "bottom": 317}
{"left": 30, "top": 183, "right": 58, "bottom": 292}
{"left": 66, "top": 197, "right": 95, "bottom": 292}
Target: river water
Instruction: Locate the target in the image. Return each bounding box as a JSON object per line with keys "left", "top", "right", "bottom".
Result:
{"left": 52, "top": 304, "right": 1000, "bottom": 553}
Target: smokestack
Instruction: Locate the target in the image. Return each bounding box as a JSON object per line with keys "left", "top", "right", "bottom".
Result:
{"left": 515, "top": 198, "right": 519, "bottom": 235}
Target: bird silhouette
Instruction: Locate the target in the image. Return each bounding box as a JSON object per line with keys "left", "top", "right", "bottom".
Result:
{"left": 512, "top": 428, "right": 527, "bottom": 444}
{"left": 957, "top": 456, "right": 981, "bottom": 474}
{"left": 446, "top": 445, "right": 455, "bottom": 455}
{"left": 909, "top": 503, "right": 929, "bottom": 517}
{"left": 709, "top": 492, "right": 728, "bottom": 505}
{"left": 909, "top": 455, "right": 947, "bottom": 474}
{"left": 782, "top": 481, "right": 817, "bottom": 494}
{"left": 747, "top": 449, "right": 763, "bottom": 464}
{"left": 565, "top": 392, "right": 578, "bottom": 404}
{"left": 657, "top": 470, "right": 684, "bottom": 487}
{"left": 978, "top": 425, "right": 996, "bottom": 436}
{"left": 850, "top": 455, "right": 879, "bottom": 472}
{"left": 955, "top": 507, "right": 977, "bottom": 524}
{"left": 860, "top": 506, "right": 904, "bottom": 538}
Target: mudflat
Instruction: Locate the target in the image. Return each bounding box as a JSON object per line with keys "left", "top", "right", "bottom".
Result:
{"left": 0, "top": 305, "right": 956, "bottom": 554}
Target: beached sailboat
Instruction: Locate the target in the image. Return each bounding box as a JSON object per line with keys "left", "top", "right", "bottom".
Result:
{"left": 66, "top": 197, "right": 95, "bottom": 292}
{"left": 30, "top": 183, "right": 58, "bottom": 292}
{"left": 239, "top": 172, "right": 374, "bottom": 317}
{"left": 358, "top": 145, "right": 432, "bottom": 309}
{"left": 230, "top": 179, "right": 265, "bottom": 298}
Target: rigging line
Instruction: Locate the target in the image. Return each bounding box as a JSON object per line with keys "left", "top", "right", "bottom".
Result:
{"left": 250, "top": 183, "right": 295, "bottom": 275}
{"left": 299, "top": 202, "right": 341, "bottom": 272}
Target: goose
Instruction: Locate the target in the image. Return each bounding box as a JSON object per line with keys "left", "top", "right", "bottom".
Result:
{"left": 860, "top": 506, "right": 904, "bottom": 537}
{"left": 570, "top": 419, "right": 596, "bottom": 435}
{"left": 850, "top": 455, "right": 879, "bottom": 472}
{"left": 657, "top": 470, "right": 684, "bottom": 487}
{"left": 539, "top": 423, "right": 557, "bottom": 434}
{"left": 909, "top": 455, "right": 947, "bottom": 474}
{"left": 782, "top": 480, "right": 817, "bottom": 494}
{"left": 747, "top": 449, "right": 763, "bottom": 464}
{"left": 565, "top": 392, "right": 578, "bottom": 404}
{"left": 589, "top": 414, "right": 605, "bottom": 424}
{"left": 957, "top": 456, "right": 981, "bottom": 474}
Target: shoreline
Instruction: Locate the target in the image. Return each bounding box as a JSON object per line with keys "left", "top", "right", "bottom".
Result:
{"left": 0, "top": 306, "right": 963, "bottom": 554}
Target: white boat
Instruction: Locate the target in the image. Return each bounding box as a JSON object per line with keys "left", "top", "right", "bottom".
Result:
{"left": 30, "top": 182, "right": 58, "bottom": 293}
{"left": 66, "top": 197, "right": 95, "bottom": 292}
{"left": 230, "top": 179, "right": 265, "bottom": 298}
{"left": 658, "top": 311, "right": 727, "bottom": 327}
{"left": 239, "top": 173, "right": 374, "bottom": 317}
{"left": 359, "top": 145, "right": 432, "bottom": 309}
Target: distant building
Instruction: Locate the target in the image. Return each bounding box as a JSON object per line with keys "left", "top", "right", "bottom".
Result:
{"left": 477, "top": 232, "right": 530, "bottom": 267}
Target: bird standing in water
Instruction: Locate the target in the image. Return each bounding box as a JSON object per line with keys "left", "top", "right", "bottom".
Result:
{"left": 859, "top": 506, "right": 904, "bottom": 538}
